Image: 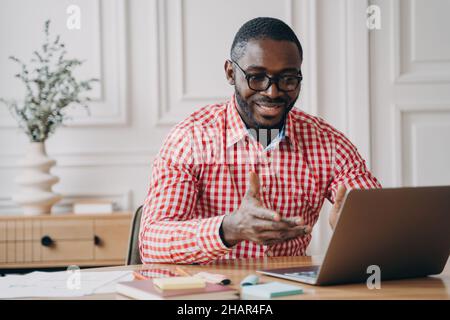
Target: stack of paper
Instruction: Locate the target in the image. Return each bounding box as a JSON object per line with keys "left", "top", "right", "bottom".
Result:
{"left": 0, "top": 270, "right": 133, "bottom": 299}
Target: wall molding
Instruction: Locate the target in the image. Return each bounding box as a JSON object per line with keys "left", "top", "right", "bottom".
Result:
{"left": 178, "top": 0, "right": 294, "bottom": 102}
{"left": 0, "top": 190, "right": 133, "bottom": 215}
{"left": 294, "top": 0, "right": 318, "bottom": 117}
{"left": 0, "top": 0, "right": 129, "bottom": 128}
{"left": 392, "top": 103, "right": 450, "bottom": 186}
{"left": 0, "top": 151, "right": 155, "bottom": 169}
{"left": 152, "top": 0, "right": 317, "bottom": 126}
{"left": 345, "top": 0, "right": 372, "bottom": 167}
{"left": 392, "top": 0, "right": 450, "bottom": 84}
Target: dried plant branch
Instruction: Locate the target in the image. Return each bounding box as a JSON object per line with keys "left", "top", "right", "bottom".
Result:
{"left": 0, "top": 19, "right": 98, "bottom": 142}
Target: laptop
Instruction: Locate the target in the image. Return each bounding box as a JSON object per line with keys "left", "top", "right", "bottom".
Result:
{"left": 258, "top": 186, "right": 450, "bottom": 286}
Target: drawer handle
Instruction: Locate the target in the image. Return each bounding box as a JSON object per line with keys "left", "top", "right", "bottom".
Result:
{"left": 94, "top": 235, "right": 102, "bottom": 246}
{"left": 41, "top": 235, "right": 54, "bottom": 247}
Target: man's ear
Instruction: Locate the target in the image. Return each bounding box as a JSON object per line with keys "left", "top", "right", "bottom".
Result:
{"left": 224, "top": 60, "right": 235, "bottom": 85}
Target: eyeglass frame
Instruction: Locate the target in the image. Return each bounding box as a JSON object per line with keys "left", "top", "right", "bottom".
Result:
{"left": 229, "top": 59, "right": 303, "bottom": 93}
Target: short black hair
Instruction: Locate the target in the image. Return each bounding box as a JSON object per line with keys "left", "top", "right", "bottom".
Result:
{"left": 230, "top": 17, "right": 303, "bottom": 62}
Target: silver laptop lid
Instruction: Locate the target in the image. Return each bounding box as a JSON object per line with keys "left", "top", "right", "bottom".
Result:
{"left": 315, "top": 186, "right": 450, "bottom": 285}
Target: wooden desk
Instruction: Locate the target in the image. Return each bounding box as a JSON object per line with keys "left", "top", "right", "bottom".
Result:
{"left": 83, "top": 256, "right": 450, "bottom": 300}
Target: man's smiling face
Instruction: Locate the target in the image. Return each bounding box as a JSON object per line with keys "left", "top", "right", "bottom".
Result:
{"left": 225, "top": 38, "right": 302, "bottom": 129}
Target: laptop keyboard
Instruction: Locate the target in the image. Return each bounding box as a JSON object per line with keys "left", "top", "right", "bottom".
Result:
{"left": 284, "top": 270, "right": 319, "bottom": 280}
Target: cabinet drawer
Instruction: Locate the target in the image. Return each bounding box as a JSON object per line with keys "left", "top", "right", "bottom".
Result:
{"left": 0, "top": 222, "right": 6, "bottom": 242}
{"left": 0, "top": 212, "right": 132, "bottom": 268}
{"left": 0, "top": 243, "right": 6, "bottom": 263}
{"left": 42, "top": 240, "right": 94, "bottom": 261}
{"left": 94, "top": 219, "right": 130, "bottom": 261}
{"left": 41, "top": 220, "right": 94, "bottom": 240}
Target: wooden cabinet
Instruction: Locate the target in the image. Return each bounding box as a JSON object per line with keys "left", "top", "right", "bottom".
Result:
{"left": 0, "top": 212, "right": 132, "bottom": 269}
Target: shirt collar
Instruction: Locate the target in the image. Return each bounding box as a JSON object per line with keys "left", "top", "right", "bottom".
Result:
{"left": 284, "top": 111, "right": 299, "bottom": 149}
{"left": 226, "top": 95, "right": 250, "bottom": 148}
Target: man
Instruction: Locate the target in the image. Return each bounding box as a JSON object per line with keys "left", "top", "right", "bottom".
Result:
{"left": 139, "top": 17, "right": 381, "bottom": 264}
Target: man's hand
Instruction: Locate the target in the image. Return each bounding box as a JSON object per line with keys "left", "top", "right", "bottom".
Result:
{"left": 329, "top": 185, "right": 347, "bottom": 230}
{"left": 221, "top": 171, "right": 312, "bottom": 247}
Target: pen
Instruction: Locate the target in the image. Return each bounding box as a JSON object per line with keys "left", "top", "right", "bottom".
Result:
{"left": 175, "top": 268, "right": 231, "bottom": 285}
{"left": 175, "top": 266, "right": 193, "bottom": 277}
{"left": 132, "top": 271, "right": 149, "bottom": 280}
{"left": 194, "top": 272, "right": 231, "bottom": 285}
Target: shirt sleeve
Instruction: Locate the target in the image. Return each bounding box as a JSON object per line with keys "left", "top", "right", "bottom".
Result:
{"left": 327, "top": 131, "right": 382, "bottom": 203}
{"left": 139, "top": 125, "right": 232, "bottom": 264}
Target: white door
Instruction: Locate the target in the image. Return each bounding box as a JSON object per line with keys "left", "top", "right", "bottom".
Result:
{"left": 370, "top": 0, "right": 450, "bottom": 187}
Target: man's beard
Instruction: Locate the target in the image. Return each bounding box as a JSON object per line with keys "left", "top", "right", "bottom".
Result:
{"left": 235, "top": 89, "right": 296, "bottom": 129}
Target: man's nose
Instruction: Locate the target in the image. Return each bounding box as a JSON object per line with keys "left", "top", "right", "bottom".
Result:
{"left": 262, "top": 82, "right": 282, "bottom": 99}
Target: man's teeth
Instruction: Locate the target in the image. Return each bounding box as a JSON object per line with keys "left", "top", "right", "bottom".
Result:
{"left": 259, "top": 104, "right": 282, "bottom": 108}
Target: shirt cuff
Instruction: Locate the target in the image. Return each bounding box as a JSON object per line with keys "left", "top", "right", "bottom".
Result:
{"left": 197, "top": 215, "right": 232, "bottom": 259}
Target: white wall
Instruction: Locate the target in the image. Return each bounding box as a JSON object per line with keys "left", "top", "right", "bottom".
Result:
{"left": 1, "top": 0, "right": 447, "bottom": 255}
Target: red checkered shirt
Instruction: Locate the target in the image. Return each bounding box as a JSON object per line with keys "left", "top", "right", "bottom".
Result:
{"left": 139, "top": 95, "right": 381, "bottom": 264}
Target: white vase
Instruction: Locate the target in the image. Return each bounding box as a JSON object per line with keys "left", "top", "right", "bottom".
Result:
{"left": 12, "top": 142, "right": 61, "bottom": 215}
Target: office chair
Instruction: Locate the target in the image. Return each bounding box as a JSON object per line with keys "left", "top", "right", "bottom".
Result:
{"left": 126, "top": 205, "right": 143, "bottom": 265}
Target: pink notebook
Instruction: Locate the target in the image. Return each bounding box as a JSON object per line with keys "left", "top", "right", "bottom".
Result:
{"left": 116, "top": 279, "right": 238, "bottom": 300}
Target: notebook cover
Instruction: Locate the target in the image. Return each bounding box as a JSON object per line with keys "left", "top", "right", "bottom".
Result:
{"left": 241, "top": 282, "right": 303, "bottom": 298}
{"left": 116, "top": 279, "right": 237, "bottom": 300}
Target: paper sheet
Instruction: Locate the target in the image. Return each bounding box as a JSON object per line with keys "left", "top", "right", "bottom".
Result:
{"left": 0, "top": 270, "right": 133, "bottom": 299}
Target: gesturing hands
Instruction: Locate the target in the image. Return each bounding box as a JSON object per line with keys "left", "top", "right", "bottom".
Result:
{"left": 329, "top": 185, "right": 347, "bottom": 230}
{"left": 221, "top": 171, "right": 312, "bottom": 247}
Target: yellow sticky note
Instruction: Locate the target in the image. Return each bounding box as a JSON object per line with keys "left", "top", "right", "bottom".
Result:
{"left": 153, "top": 276, "right": 206, "bottom": 290}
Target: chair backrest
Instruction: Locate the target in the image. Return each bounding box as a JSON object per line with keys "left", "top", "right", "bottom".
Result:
{"left": 126, "top": 205, "right": 143, "bottom": 265}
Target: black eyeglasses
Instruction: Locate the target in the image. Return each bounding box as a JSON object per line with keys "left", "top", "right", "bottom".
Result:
{"left": 230, "top": 59, "right": 302, "bottom": 92}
